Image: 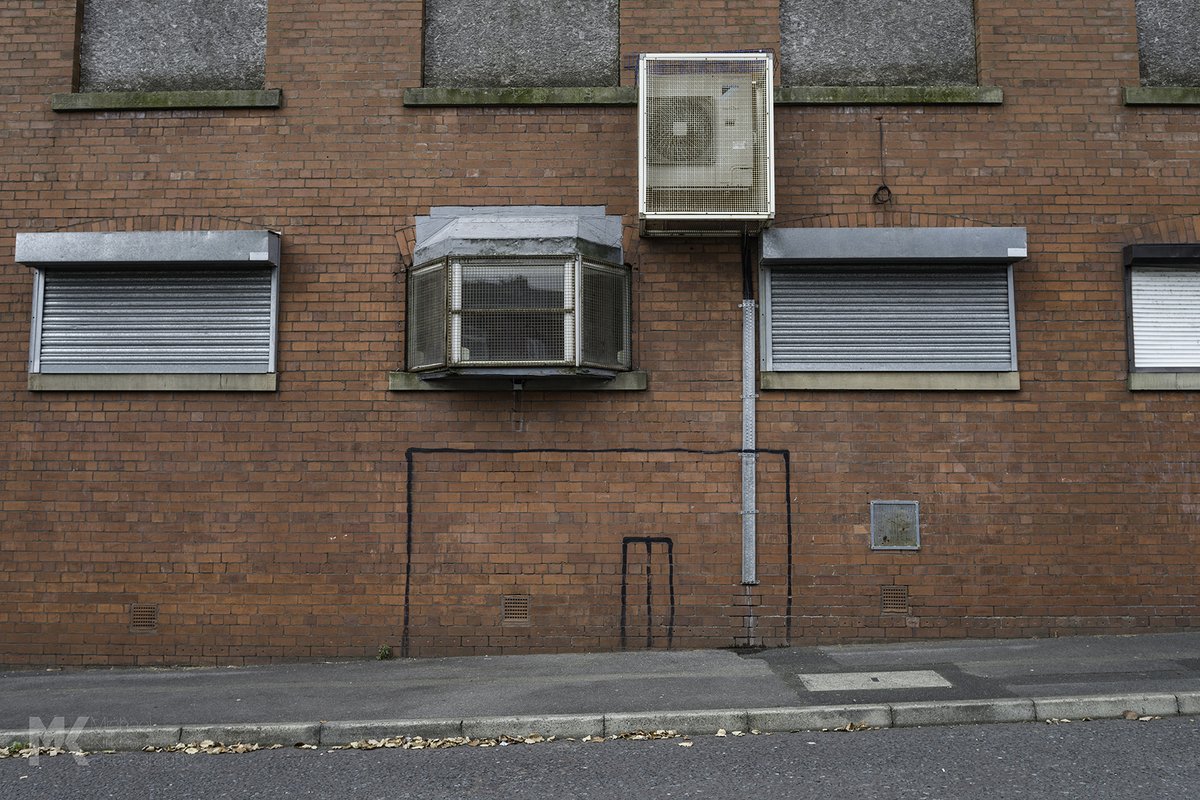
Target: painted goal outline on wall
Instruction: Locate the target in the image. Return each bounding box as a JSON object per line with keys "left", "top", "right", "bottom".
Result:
{"left": 401, "top": 446, "right": 794, "bottom": 656}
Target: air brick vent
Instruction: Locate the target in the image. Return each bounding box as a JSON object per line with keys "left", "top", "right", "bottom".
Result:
{"left": 501, "top": 595, "right": 531, "bottom": 625}
{"left": 130, "top": 603, "right": 159, "bottom": 632}
{"left": 881, "top": 586, "right": 910, "bottom": 615}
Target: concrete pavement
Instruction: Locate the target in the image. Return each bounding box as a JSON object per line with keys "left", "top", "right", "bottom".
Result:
{"left": 2, "top": 632, "right": 1199, "bottom": 752}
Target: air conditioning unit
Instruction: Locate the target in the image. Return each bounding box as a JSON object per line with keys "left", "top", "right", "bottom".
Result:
{"left": 407, "top": 255, "right": 632, "bottom": 380}
{"left": 638, "top": 53, "right": 775, "bottom": 236}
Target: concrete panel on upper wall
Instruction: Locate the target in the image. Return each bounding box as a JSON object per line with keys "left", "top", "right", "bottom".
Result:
{"left": 780, "top": 0, "right": 977, "bottom": 86}
{"left": 423, "top": 0, "right": 619, "bottom": 88}
{"left": 1136, "top": 0, "right": 1200, "bottom": 86}
{"left": 79, "top": 0, "right": 267, "bottom": 92}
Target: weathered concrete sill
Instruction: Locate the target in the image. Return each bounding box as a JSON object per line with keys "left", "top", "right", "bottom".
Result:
{"left": 775, "top": 85, "right": 1003, "bottom": 105}
{"left": 29, "top": 373, "right": 278, "bottom": 392}
{"left": 52, "top": 89, "right": 283, "bottom": 112}
{"left": 1124, "top": 86, "right": 1200, "bottom": 105}
{"left": 389, "top": 370, "right": 648, "bottom": 391}
{"left": 1129, "top": 372, "right": 1200, "bottom": 390}
{"left": 404, "top": 87, "right": 635, "bottom": 106}
{"left": 761, "top": 371, "right": 1020, "bottom": 391}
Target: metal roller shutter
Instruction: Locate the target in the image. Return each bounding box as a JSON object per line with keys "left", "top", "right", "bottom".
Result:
{"left": 1131, "top": 267, "right": 1200, "bottom": 369}
{"left": 766, "top": 266, "right": 1015, "bottom": 372}
{"left": 35, "top": 268, "right": 276, "bottom": 374}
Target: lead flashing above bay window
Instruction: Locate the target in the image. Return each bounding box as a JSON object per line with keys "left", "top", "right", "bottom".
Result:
{"left": 15, "top": 230, "right": 281, "bottom": 268}
{"left": 761, "top": 226, "right": 1028, "bottom": 266}
{"left": 414, "top": 206, "right": 622, "bottom": 266}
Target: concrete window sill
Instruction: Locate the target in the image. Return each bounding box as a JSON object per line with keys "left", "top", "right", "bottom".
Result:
{"left": 404, "top": 86, "right": 1003, "bottom": 107}
{"left": 1123, "top": 86, "right": 1200, "bottom": 105}
{"left": 389, "top": 370, "right": 648, "bottom": 392}
{"left": 51, "top": 89, "right": 283, "bottom": 112}
{"left": 1129, "top": 372, "right": 1200, "bottom": 391}
{"left": 403, "top": 87, "right": 635, "bottom": 106}
{"left": 775, "top": 86, "right": 1003, "bottom": 105}
{"left": 761, "top": 371, "right": 1020, "bottom": 391}
{"left": 28, "top": 373, "right": 278, "bottom": 392}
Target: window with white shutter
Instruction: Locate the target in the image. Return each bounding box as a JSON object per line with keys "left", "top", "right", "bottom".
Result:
{"left": 1125, "top": 244, "right": 1200, "bottom": 390}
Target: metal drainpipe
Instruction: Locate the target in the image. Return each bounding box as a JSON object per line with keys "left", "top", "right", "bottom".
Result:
{"left": 740, "top": 232, "right": 758, "bottom": 587}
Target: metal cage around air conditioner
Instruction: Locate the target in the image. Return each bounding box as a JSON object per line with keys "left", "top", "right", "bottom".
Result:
{"left": 638, "top": 52, "right": 775, "bottom": 236}
{"left": 407, "top": 255, "right": 632, "bottom": 379}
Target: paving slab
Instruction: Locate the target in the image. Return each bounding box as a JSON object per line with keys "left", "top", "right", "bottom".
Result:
{"left": 798, "top": 670, "right": 952, "bottom": 692}
{"left": 0, "top": 649, "right": 798, "bottom": 730}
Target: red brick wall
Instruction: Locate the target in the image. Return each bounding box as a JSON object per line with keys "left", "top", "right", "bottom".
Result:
{"left": 1, "top": 0, "right": 1198, "bottom": 665}
{"left": 405, "top": 449, "right": 792, "bottom": 656}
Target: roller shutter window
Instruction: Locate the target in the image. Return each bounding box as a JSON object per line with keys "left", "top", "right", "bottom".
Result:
{"left": 1129, "top": 266, "right": 1200, "bottom": 370}
{"left": 764, "top": 265, "right": 1017, "bottom": 372}
{"left": 31, "top": 266, "right": 277, "bottom": 374}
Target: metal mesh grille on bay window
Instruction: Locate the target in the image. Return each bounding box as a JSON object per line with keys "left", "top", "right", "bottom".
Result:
{"left": 37, "top": 268, "right": 274, "bottom": 373}
{"left": 767, "top": 266, "right": 1015, "bottom": 371}
{"left": 407, "top": 263, "right": 447, "bottom": 370}
{"left": 456, "top": 258, "right": 570, "bottom": 365}
{"left": 580, "top": 262, "right": 631, "bottom": 369}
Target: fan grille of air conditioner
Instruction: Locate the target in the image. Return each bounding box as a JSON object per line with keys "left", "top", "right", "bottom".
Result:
{"left": 647, "top": 96, "right": 716, "bottom": 166}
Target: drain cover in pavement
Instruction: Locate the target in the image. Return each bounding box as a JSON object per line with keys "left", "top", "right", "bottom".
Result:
{"left": 798, "top": 670, "right": 952, "bottom": 692}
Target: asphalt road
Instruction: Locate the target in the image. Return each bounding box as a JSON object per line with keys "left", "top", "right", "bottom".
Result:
{"left": 2, "top": 717, "right": 1196, "bottom": 799}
